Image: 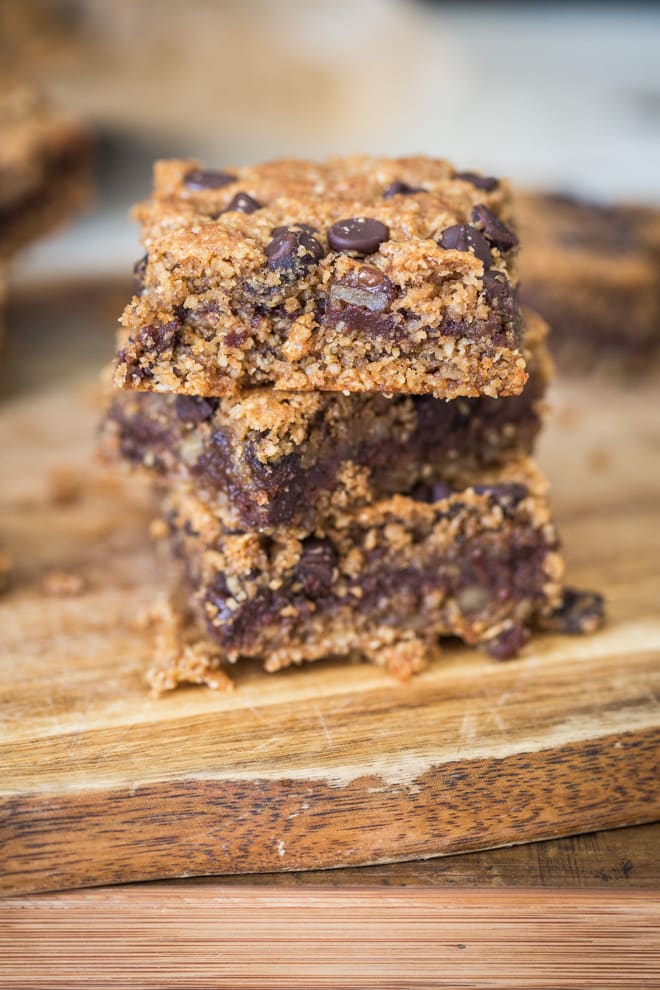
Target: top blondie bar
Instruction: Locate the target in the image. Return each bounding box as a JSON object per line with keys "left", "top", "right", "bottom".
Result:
{"left": 114, "top": 155, "right": 526, "bottom": 399}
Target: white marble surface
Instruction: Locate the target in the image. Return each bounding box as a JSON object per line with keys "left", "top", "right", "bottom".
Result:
{"left": 12, "top": 1, "right": 660, "bottom": 284}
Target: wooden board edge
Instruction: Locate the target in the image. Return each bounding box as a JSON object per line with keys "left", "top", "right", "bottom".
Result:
{"left": 3, "top": 727, "right": 659, "bottom": 896}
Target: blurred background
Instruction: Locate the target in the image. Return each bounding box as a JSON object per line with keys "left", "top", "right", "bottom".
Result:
{"left": 2, "top": 0, "right": 660, "bottom": 283}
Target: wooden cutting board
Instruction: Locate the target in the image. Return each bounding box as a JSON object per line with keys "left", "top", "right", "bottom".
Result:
{"left": 1, "top": 367, "right": 660, "bottom": 897}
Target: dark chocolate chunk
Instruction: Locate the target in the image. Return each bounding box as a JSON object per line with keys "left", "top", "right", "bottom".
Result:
{"left": 471, "top": 204, "right": 518, "bottom": 250}
{"left": 296, "top": 538, "right": 337, "bottom": 598}
{"left": 410, "top": 481, "right": 453, "bottom": 503}
{"left": 485, "top": 624, "right": 530, "bottom": 660}
{"left": 265, "top": 226, "right": 325, "bottom": 272}
{"left": 135, "top": 319, "right": 180, "bottom": 358}
{"left": 222, "top": 192, "right": 261, "bottom": 214}
{"left": 438, "top": 224, "right": 492, "bottom": 268}
{"left": 482, "top": 269, "right": 516, "bottom": 322}
{"left": 383, "top": 180, "right": 424, "bottom": 198}
{"left": 323, "top": 303, "right": 401, "bottom": 340}
{"left": 132, "top": 254, "right": 148, "bottom": 296}
{"left": 183, "top": 168, "right": 237, "bottom": 190}
{"left": 174, "top": 395, "right": 218, "bottom": 424}
{"left": 472, "top": 483, "right": 528, "bottom": 506}
{"left": 453, "top": 171, "right": 499, "bottom": 192}
{"left": 205, "top": 575, "right": 235, "bottom": 624}
{"left": 543, "top": 588, "right": 605, "bottom": 635}
{"left": 328, "top": 217, "right": 390, "bottom": 255}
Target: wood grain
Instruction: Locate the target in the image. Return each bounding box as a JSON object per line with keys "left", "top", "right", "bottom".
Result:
{"left": 231, "top": 821, "right": 660, "bottom": 888}
{"left": 2, "top": 888, "right": 659, "bottom": 988}
{"left": 1, "top": 296, "right": 660, "bottom": 895}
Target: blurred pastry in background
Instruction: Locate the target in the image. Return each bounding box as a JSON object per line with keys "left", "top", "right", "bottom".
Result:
{"left": 0, "top": 0, "right": 83, "bottom": 68}
{"left": 517, "top": 192, "right": 660, "bottom": 375}
{"left": 1, "top": 0, "right": 445, "bottom": 162}
{"left": 0, "top": 74, "right": 93, "bottom": 260}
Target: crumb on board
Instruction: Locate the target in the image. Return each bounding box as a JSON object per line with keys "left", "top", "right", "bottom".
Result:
{"left": 378, "top": 638, "right": 429, "bottom": 681}
{"left": 148, "top": 517, "right": 169, "bottom": 541}
{"left": 587, "top": 448, "right": 611, "bottom": 473}
{"left": 553, "top": 404, "right": 581, "bottom": 430}
{"left": 47, "top": 464, "right": 84, "bottom": 505}
{"left": 138, "top": 598, "right": 234, "bottom": 696}
{"left": 41, "top": 570, "right": 86, "bottom": 596}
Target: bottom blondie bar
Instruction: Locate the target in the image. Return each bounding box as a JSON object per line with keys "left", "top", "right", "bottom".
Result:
{"left": 160, "top": 458, "right": 569, "bottom": 678}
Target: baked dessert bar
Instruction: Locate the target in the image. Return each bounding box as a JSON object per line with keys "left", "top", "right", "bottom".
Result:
{"left": 104, "top": 308, "right": 550, "bottom": 532}
{"left": 0, "top": 75, "right": 92, "bottom": 259}
{"left": 159, "top": 458, "right": 565, "bottom": 677}
{"left": 114, "top": 155, "right": 526, "bottom": 399}
{"left": 516, "top": 191, "right": 660, "bottom": 371}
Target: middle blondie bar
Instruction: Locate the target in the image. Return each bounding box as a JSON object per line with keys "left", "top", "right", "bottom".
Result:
{"left": 105, "top": 309, "right": 549, "bottom": 533}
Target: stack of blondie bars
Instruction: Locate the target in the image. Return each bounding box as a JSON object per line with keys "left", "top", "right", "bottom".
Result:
{"left": 104, "top": 155, "right": 601, "bottom": 687}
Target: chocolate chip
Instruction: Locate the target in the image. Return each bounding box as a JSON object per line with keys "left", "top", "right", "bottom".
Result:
{"left": 328, "top": 217, "right": 390, "bottom": 255}
{"left": 183, "top": 168, "right": 237, "bottom": 190}
{"left": 383, "top": 180, "right": 424, "bottom": 198}
{"left": 357, "top": 266, "right": 389, "bottom": 289}
{"left": 485, "top": 624, "right": 530, "bottom": 660}
{"left": 543, "top": 588, "right": 605, "bottom": 635}
{"left": 438, "top": 224, "right": 491, "bottom": 267}
{"left": 174, "top": 395, "right": 218, "bottom": 424}
{"left": 471, "top": 204, "right": 518, "bottom": 250}
{"left": 454, "top": 171, "right": 499, "bottom": 191}
{"left": 482, "top": 270, "right": 515, "bottom": 314}
{"left": 472, "top": 483, "right": 528, "bottom": 506}
{"left": 133, "top": 254, "right": 148, "bottom": 296}
{"left": 271, "top": 223, "right": 317, "bottom": 236}
{"left": 296, "top": 538, "right": 337, "bottom": 598}
{"left": 265, "top": 226, "right": 325, "bottom": 273}
{"left": 482, "top": 269, "right": 510, "bottom": 302}
{"left": 410, "top": 481, "right": 453, "bottom": 503}
{"left": 222, "top": 192, "right": 261, "bottom": 214}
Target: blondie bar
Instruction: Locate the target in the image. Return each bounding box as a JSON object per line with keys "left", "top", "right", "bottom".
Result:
{"left": 517, "top": 191, "right": 660, "bottom": 371}
{"left": 0, "top": 76, "right": 92, "bottom": 258}
{"left": 114, "top": 155, "right": 526, "bottom": 399}
{"left": 105, "top": 308, "right": 550, "bottom": 531}
{"left": 158, "top": 458, "right": 566, "bottom": 676}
